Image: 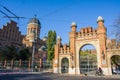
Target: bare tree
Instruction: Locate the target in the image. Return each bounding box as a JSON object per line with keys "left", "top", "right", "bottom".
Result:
{"left": 113, "top": 16, "right": 120, "bottom": 46}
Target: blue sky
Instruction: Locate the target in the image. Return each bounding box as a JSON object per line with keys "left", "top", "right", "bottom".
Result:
{"left": 0, "top": 0, "right": 120, "bottom": 44}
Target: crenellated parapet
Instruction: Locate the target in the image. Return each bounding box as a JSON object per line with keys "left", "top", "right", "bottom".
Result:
{"left": 59, "top": 44, "right": 70, "bottom": 54}
{"left": 76, "top": 27, "right": 97, "bottom": 39}
{"left": 55, "top": 36, "right": 71, "bottom": 54}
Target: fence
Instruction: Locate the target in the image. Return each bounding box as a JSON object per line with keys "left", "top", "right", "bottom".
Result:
{"left": 0, "top": 59, "right": 53, "bottom": 72}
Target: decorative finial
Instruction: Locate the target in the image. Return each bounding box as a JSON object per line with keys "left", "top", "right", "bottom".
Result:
{"left": 97, "top": 16, "right": 104, "bottom": 23}
{"left": 71, "top": 22, "right": 77, "bottom": 26}
{"left": 57, "top": 36, "right": 61, "bottom": 40}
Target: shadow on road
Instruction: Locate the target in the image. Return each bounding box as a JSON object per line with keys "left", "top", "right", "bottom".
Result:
{"left": 0, "top": 72, "right": 120, "bottom": 80}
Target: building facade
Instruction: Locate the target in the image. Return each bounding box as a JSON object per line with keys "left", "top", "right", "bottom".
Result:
{"left": 0, "top": 20, "right": 23, "bottom": 50}
{"left": 0, "top": 18, "right": 47, "bottom": 60}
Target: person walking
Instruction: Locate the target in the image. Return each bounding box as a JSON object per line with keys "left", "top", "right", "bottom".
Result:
{"left": 95, "top": 68, "right": 99, "bottom": 76}
{"left": 99, "top": 67, "right": 104, "bottom": 76}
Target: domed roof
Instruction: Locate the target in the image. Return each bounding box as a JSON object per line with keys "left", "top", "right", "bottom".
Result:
{"left": 28, "top": 18, "right": 41, "bottom": 26}
{"left": 43, "top": 36, "right": 47, "bottom": 41}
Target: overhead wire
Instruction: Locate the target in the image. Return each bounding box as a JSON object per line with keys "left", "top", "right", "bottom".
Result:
{"left": 0, "top": 10, "right": 11, "bottom": 20}
{"left": 0, "top": 2, "right": 115, "bottom": 37}
{"left": 0, "top": 2, "right": 78, "bottom": 26}
{"left": 1, "top": 4, "right": 30, "bottom": 28}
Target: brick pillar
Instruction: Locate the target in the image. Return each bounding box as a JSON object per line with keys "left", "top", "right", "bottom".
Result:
{"left": 28, "top": 58, "right": 31, "bottom": 70}
{"left": 97, "top": 16, "right": 109, "bottom": 75}
{"left": 97, "top": 17, "right": 107, "bottom": 67}
{"left": 4, "top": 59, "right": 6, "bottom": 68}
{"left": 53, "top": 44, "right": 59, "bottom": 73}
{"left": 69, "top": 22, "right": 77, "bottom": 71}
{"left": 19, "top": 59, "right": 21, "bottom": 69}
{"left": 11, "top": 59, "right": 13, "bottom": 69}
{"left": 53, "top": 36, "right": 61, "bottom": 73}
{"left": 39, "top": 59, "right": 42, "bottom": 71}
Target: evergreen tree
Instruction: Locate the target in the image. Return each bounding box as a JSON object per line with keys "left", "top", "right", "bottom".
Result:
{"left": 5, "top": 45, "right": 18, "bottom": 60}
{"left": 47, "top": 30, "right": 56, "bottom": 60}
{"left": 0, "top": 49, "right": 6, "bottom": 60}
{"left": 19, "top": 48, "right": 31, "bottom": 61}
{"left": 0, "top": 45, "right": 31, "bottom": 60}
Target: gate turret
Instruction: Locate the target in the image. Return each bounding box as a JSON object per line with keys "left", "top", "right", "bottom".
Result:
{"left": 96, "top": 16, "right": 109, "bottom": 75}
{"left": 97, "top": 16, "right": 107, "bottom": 67}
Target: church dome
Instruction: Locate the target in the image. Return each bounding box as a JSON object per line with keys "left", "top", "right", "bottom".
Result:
{"left": 28, "top": 18, "right": 41, "bottom": 26}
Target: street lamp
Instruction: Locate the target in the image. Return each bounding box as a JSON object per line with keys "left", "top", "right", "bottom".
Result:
{"left": 87, "top": 55, "right": 89, "bottom": 73}
{"left": 29, "top": 31, "right": 36, "bottom": 72}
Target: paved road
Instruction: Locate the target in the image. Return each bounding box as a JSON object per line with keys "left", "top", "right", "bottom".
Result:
{"left": 0, "top": 72, "right": 120, "bottom": 80}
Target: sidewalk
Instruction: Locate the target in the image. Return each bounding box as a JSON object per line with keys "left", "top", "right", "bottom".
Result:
{"left": 104, "top": 75, "right": 120, "bottom": 79}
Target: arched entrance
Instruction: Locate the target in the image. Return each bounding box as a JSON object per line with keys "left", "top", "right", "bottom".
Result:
{"left": 79, "top": 44, "right": 97, "bottom": 75}
{"left": 61, "top": 57, "right": 69, "bottom": 73}
{"left": 75, "top": 40, "right": 101, "bottom": 74}
{"left": 111, "top": 55, "right": 120, "bottom": 74}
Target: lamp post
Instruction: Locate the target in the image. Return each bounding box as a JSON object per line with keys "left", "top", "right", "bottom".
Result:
{"left": 87, "top": 55, "right": 89, "bottom": 73}
{"left": 29, "top": 31, "right": 36, "bottom": 72}
{"left": 31, "top": 42, "right": 35, "bottom": 72}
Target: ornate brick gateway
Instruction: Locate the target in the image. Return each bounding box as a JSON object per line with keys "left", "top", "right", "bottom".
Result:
{"left": 53, "top": 16, "right": 120, "bottom": 75}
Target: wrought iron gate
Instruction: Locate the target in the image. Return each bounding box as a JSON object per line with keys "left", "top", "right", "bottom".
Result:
{"left": 80, "top": 55, "right": 97, "bottom": 75}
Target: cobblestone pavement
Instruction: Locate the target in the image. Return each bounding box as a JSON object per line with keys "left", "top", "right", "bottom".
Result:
{"left": 0, "top": 72, "right": 120, "bottom": 80}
